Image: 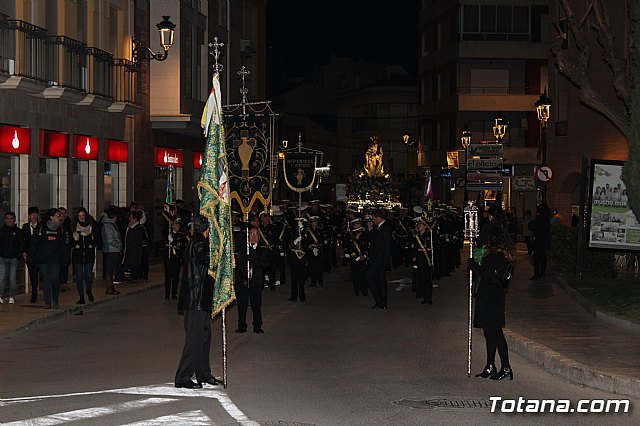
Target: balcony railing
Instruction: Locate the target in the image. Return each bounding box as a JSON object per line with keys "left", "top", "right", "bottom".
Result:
{"left": 86, "top": 47, "right": 113, "bottom": 98}
{"left": 458, "top": 86, "right": 532, "bottom": 95}
{"left": 0, "top": 19, "right": 48, "bottom": 81}
{"left": 113, "top": 59, "right": 140, "bottom": 104}
{"left": 0, "top": 17, "right": 140, "bottom": 106}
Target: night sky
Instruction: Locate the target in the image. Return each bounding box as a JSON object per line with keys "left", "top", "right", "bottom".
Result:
{"left": 267, "top": 0, "right": 418, "bottom": 95}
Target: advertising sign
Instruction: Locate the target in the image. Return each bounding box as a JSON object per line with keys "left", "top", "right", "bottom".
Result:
{"left": 467, "top": 143, "right": 503, "bottom": 157}
{"left": 154, "top": 147, "right": 184, "bottom": 167}
{"left": 587, "top": 160, "right": 640, "bottom": 251}
{"left": 446, "top": 150, "right": 460, "bottom": 169}
{"left": 467, "top": 181, "right": 503, "bottom": 191}
{"left": 104, "top": 140, "right": 128, "bottom": 162}
{"left": 512, "top": 176, "right": 536, "bottom": 191}
{"left": 467, "top": 158, "right": 503, "bottom": 171}
{"left": 0, "top": 125, "right": 31, "bottom": 154}
{"left": 73, "top": 135, "right": 99, "bottom": 160}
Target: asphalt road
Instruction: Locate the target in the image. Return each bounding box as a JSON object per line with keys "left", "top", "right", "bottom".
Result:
{"left": 1, "top": 265, "right": 638, "bottom": 425}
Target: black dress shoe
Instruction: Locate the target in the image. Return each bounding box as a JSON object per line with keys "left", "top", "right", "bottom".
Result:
{"left": 421, "top": 299, "right": 433, "bottom": 305}
{"left": 371, "top": 304, "right": 378, "bottom": 309}
{"left": 175, "top": 380, "right": 203, "bottom": 389}
{"left": 253, "top": 328, "right": 264, "bottom": 333}
{"left": 529, "top": 275, "right": 538, "bottom": 280}
{"left": 491, "top": 367, "right": 513, "bottom": 381}
{"left": 235, "top": 328, "right": 247, "bottom": 333}
{"left": 76, "top": 299, "right": 85, "bottom": 305}
{"left": 198, "top": 377, "right": 222, "bottom": 386}
{"left": 475, "top": 364, "right": 497, "bottom": 378}
{"left": 87, "top": 291, "right": 94, "bottom": 302}
{"left": 287, "top": 297, "right": 297, "bottom": 302}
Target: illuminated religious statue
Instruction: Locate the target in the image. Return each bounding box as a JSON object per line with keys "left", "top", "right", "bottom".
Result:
{"left": 364, "top": 136, "right": 384, "bottom": 177}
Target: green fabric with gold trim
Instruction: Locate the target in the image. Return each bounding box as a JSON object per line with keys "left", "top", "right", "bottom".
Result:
{"left": 198, "top": 72, "right": 235, "bottom": 318}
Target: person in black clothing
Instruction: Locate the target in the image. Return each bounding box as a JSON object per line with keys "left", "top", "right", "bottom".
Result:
{"left": 164, "top": 219, "right": 187, "bottom": 300}
{"left": 174, "top": 215, "right": 221, "bottom": 389}
{"left": 411, "top": 217, "right": 433, "bottom": 305}
{"left": 71, "top": 208, "right": 97, "bottom": 305}
{"left": 58, "top": 207, "right": 72, "bottom": 293}
{"left": 367, "top": 209, "right": 392, "bottom": 309}
{"left": 306, "top": 216, "right": 325, "bottom": 287}
{"left": 344, "top": 224, "right": 368, "bottom": 296}
{"left": 530, "top": 204, "right": 551, "bottom": 280}
{"left": 0, "top": 212, "right": 22, "bottom": 304}
{"left": 22, "top": 207, "right": 40, "bottom": 303}
{"left": 287, "top": 218, "right": 308, "bottom": 302}
{"left": 468, "top": 226, "right": 514, "bottom": 381}
{"left": 29, "top": 209, "right": 66, "bottom": 309}
{"left": 235, "top": 226, "right": 270, "bottom": 333}
{"left": 123, "top": 210, "right": 147, "bottom": 282}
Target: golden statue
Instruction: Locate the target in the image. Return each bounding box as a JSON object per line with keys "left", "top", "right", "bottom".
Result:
{"left": 364, "top": 136, "right": 384, "bottom": 177}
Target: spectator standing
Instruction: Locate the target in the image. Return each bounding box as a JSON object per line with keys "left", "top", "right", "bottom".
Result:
{"left": 0, "top": 212, "right": 22, "bottom": 305}
{"left": 21, "top": 207, "right": 40, "bottom": 303}
{"left": 29, "top": 209, "right": 66, "bottom": 309}
{"left": 367, "top": 210, "right": 392, "bottom": 309}
{"left": 101, "top": 206, "right": 122, "bottom": 295}
{"left": 72, "top": 208, "right": 97, "bottom": 304}
{"left": 122, "top": 210, "right": 147, "bottom": 282}
{"left": 58, "top": 207, "right": 73, "bottom": 293}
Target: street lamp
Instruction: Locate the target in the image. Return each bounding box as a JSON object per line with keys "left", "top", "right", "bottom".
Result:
{"left": 402, "top": 130, "right": 415, "bottom": 146}
{"left": 461, "top": 125, "right": 471, "bottom": 204}
{"left": 535, "top": 88, "right": 552, "bottom": 203}
{"left": 132, "top": 16, "right": 176, "bottom": 63}
{"left": 492, "top": 111, "right": 508, "bottom": 142}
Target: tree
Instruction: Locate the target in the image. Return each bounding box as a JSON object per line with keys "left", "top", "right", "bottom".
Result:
{"left": 551, "top": 0, "right": 640, "bottom": 218}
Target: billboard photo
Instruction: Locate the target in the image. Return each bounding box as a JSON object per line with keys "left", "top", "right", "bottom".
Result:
{"left": 587, "top": 160, "right": 640, "bottom": 251}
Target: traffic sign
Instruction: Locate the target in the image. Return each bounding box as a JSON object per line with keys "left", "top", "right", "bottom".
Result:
{"left": 535, "top": 165, "right": 553, "bottom": 182}
{"left": 466, "top": 172, "right": 502, "bottom": 182}
{"left": 512, "top": 176, "right": 536, "bottom": 191}
{"left": 467, "top": 158, "right": 503, "bottom": 171}
{"left": 467, "top": 182, "right": 503, "bottom": 191}
{"left": 467, "top": 143, "right": 503, "bottom": 157}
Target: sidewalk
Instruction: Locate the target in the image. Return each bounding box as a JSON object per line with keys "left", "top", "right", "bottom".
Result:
{"left": 0, "top": 264, "right": 164, "bottom": 334}
{"left": 505, "top": 249, "right": 640, "bottom": 398}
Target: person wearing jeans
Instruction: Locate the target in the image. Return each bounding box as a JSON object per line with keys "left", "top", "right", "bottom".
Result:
{"left": 101, "top": 206, "right": 122, "bottom": 295}
{"left": 72, "top": 208, "right": 97, "bottom": 304}
{"left": 0, "top": 212, "right": 22, "bottom": 305}
{"left": 29, "top": 209, "right": 66, "bottom": 309}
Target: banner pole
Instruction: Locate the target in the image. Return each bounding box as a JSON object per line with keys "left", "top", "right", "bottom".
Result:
{"left": 222, "top": 307, "right": 228, "bottom": 388}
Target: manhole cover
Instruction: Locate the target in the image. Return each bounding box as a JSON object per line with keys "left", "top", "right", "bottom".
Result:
{"left": 393, "top": 397, "right": 492, "bottom": 410}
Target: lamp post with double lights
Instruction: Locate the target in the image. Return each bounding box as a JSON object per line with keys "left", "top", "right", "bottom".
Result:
{"left": 535, "top": 89, "right": 552, "bottom": 204}
{"left": 492, "top": 112, "right": 508, "bottom": 208}
{"left": 132, "top": 15, "right": 176, "bottom": 63}
{"left": 461, "top": 125, "right": 472, "bottom": 204}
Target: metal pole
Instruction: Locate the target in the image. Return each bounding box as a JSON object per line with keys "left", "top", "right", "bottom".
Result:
{"left": 222, "top": 308, "right": 227, "bottom": 388}
{"left": 541, "top": 121, "right": 547, "bottom": 204}
{"left": 467, "top": 232, "right": 474, "bottom": 377}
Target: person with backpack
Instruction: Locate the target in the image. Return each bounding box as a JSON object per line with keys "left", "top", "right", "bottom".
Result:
{"left": 29, "top": 208, "right": 66, "bottom": 309}
{"left": 101, "top": 206, "right": 122, "bottom": 295}
{"left": 71, "top": 208, "right": 97, "bottom": 304}
{"left": 468, "top": 226, "right": 515, "bottom": 381}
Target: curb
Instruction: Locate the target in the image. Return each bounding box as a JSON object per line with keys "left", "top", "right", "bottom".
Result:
{"left": 504, "top": 328, "right": 640, "bottom": 398}
{"left": 554, "top": 274, "right": 640, "bottom": 334}
{"left": 7, "top": 282, "right": 164, "bottom": 334}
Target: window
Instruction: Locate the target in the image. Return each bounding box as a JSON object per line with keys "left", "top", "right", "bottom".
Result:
{"left": 513, "top": 6, "right": 529, "bottom": 33}
{"left": 463, "top": 5, "right": 479, "bottom": 33}
{"left": 480, "top": 6, "right": 496, "bottom": 33}
{"left": 461, "top": 5, "right": 530, "bottom": 41}
{"left": 497, "top": 6, "right": 512, "bottom": 33}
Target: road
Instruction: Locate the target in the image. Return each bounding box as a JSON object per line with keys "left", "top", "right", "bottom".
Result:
{"left": 1, "top": 265, "right": 638, "bottom": 425}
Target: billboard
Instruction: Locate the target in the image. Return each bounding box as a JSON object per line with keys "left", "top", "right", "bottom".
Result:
{"left": 587, "top": 160, "right": 640, "bottom": 251}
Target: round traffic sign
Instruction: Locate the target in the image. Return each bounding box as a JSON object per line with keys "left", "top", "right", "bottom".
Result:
{"left": 535, "top": 165, "right": 553, "bottom": 182}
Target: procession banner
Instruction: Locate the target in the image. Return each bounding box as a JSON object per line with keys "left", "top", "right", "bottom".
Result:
{"left": 587, "top": 160, "right": 640, "bottom": 251}
{"left": 282, "top": 152, "right": 317, "bottom": 192}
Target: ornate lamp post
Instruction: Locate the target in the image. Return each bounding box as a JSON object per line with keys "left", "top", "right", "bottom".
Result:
{"left": 464, "top": 200, "right": 479, "bottom": 377}
{"left": 492, "top": 111, "right": 508, "bottom": 142}
{"left": 535, "top": 89, "right": 552, "bottom": 204}
{"left": 132, "top": 15, "right": 176, "bottom": 63}
{"left": 461, "top": 125, "right": 472, "bottom": 204}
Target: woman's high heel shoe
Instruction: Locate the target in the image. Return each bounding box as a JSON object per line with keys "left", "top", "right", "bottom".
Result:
{"left": 491, "top": 367, "right": 513, "bottom": 380}
{"left": 475, "top": 364, "right": 497, "bottom": 378}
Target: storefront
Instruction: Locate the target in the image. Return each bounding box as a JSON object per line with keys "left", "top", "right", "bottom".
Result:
{"left": 39, "top": 130, "right": 70, "bottom": 211}
{"left": 0, "top": 125, "right": 31, "bottom": 221}
{"left": 153, "top": 147, "right": 184, "bottom": 243}
{"left": 71, "top": 135, "right": 98, "bottom": 216}
{"left": 104, "top": 139, "right": 129, "bottom": 209}
{"left": 193, "top": 151, "right": 203, "bottom": 209}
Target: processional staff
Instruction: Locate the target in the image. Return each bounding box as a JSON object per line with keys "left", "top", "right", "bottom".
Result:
{"left": 464, "top": 201, "right": 479, "bottom": 377}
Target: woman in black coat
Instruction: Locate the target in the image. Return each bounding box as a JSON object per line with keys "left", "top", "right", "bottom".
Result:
{"left": 71, "top": 208, "right": 97, "bottom": 304}
{"left": 468, "top": 226, "right": 514, "bottom": 381}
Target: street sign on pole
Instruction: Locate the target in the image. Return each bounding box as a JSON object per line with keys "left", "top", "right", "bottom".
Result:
{"left": 466, "top": 172, "right": 502, "bottom": 182}
{"left": 535, "top": 165, "right": 553, "bottom": 182}
{"left": 468, "top": 144, "right": 503, "bottom": 157}
{"left": 467, "top": 158, "right": 503, "bottom": 171}
{"left": 512, "top": 176, "right": 536, "bottom": 191}
{"left": 467, "top": 182, "right": 503, "bottom": 191}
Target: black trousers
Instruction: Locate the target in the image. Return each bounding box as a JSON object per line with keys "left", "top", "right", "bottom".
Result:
{"left": 415, "top": 265, "right": 433, "bottom": 302}
{"left": 367, "top": 265, "right": 387, "bottom": 307}
{"left": 290, "top": 261, "right": 306, "bottom": 301}
{"left": 276, "top": 253, "right": 286, "bottom": 285}
{"left": 175, "top": 310, "right": 213, "bottom": 383}
{"left": 235, "top": 283, "right": 263, "bottom": 331}
{"left": 27, "top": 261, "right": 39, "bottom": 302}
{"left": 533, "top": 246, "right": 547, "bottom": 277}
{"left": 483, "top": 326, "right": 510, "bottom": 368}
{"left": 264, "top": 252, "right": 277, "bottom": 290}
{"left": 164, "top": 258, "right": 181, "bottom": 297}
{"left": 308, "top": 256, "right": 323, "bottom": 285}
{"left": 351, "top": 262, "right": 368, "bottom": 295}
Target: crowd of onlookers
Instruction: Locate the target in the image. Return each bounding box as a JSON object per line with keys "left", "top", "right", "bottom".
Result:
{"left": 0, "top": 202, "right": 155, "bottom": 309}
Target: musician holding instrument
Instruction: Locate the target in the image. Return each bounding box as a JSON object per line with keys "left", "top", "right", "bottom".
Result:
{"left": 411, "top": 217, "right": 433, "bottom": 305}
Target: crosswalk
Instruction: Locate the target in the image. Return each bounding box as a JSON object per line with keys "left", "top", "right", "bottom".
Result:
{"left": 0, "top": 384, "right": 260, "bottom": 425}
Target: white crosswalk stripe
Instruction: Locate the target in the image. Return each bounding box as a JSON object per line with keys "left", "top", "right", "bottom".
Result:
{"left": 2, "top": 397, "right": 177, "bottom": 426}
{"left": 121, "top": 410, "right": 214, "bottom": 425}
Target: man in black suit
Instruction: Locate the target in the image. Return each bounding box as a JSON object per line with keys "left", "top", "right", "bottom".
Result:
{"left": 235, "top": 226, "right": 270, "bottom": 333}
{"left": 367, "top": 209, "right": 392, "bottom": 309}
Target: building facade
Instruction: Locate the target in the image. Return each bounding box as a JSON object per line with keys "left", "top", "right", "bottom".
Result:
{"left": 419, "top": 0, "right": 550, "bottom": 214}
